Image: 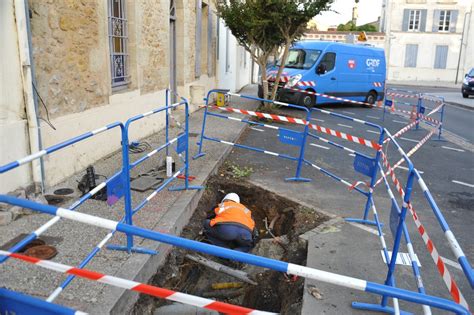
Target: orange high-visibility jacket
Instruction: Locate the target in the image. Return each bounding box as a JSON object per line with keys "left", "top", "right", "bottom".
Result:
{"left": 210, "top": 201, "right": 255, "bottom": 231}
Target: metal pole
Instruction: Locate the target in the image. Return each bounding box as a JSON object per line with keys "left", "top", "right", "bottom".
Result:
{"left": 455, "top": 12, "right": 470, "bottom": 84}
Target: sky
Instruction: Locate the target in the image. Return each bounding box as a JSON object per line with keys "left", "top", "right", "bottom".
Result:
{"left": 315, "top": 0, "right": 383, "bottom": 29}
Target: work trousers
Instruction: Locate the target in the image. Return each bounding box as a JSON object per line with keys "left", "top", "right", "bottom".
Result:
{"left": 203, "top": 219, "right": 253, "bottom": 253}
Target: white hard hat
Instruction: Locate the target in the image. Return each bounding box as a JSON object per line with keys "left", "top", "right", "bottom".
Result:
{"left": 222, "top": 193, "right": 240, "bottom": 204}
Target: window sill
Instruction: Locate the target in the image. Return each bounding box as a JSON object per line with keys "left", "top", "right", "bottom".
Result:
{"left": 112, "top": 83, "right": 131, "bottom": 94}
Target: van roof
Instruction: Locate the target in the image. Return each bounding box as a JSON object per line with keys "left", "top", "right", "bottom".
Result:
{"left": 292, "top": 40, "right": 384, "bottom": 53}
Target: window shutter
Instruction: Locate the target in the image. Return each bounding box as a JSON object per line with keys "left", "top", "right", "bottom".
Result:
{"left": 195, "top": 0, "right": 202, "bottom": 78}
{"left": 208, "top": 10, "right": 213, "bottom": 76}
{"left": 404, "top": 44, "right": 418, "bottom": 68}
{"left": 450, "top": 10, "right": 458, "bottom": 33}
{"left": 402, "top": 9, "right": 410, "bottom": 31}
{"left": 434, "top": 45, "right": 448, "bottom": 69}
{"left": 432, "top": 10, "right": 440, "bottom": 32}
{"left": 420, "top": 9, "right": 427, "bottom": 32}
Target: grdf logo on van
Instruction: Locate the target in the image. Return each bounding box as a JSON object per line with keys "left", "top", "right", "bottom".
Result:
{"left": 366, "top": 59, "right": 381, "bottom": 67}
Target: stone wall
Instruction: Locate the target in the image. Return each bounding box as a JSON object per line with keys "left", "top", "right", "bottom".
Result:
{"left": 137, "top": 0, "right": 169, "bottom": 94}
{"left": 29, "top": 0, "right": 109, "bottom": 119}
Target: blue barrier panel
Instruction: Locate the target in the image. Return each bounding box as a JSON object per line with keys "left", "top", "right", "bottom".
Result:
{"left": 194, "top": 90, "right": 311, "bottom": 182}
{"left": 385, "top": 99, "right": 393, "bottom": 107}
{"left": 0, "top": 288, "right": 78, "bottom": 315}
{"left": 107, "top": 171, "right": 126, "bottom": 206}
{"left": 353, "top": 154, "right": 376, "bottom": 178}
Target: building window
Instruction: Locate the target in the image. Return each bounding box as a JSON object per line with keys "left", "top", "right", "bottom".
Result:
{"left": 404, "top": 44, "right": 418, "bottom": 68}
{"left": 434, "top": 45, "right": 448, "bottom": 69}
{"left": 438, "top": 10, "right": 451, "bottom": 32}
{"left": 408, "top": 10, "right": 421, "bottom": 31}
{"left": 108, "top": 0, "right": 129, "bottom": 88}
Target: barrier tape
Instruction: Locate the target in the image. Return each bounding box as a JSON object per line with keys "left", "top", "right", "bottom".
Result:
{"left": 383, "top": 120, "right": 419, "bottom": 144}
{"left": 418, "top": 114, "right": 441, "bottom": 125}
{"left": 204, "top": 105, "right": 381, "bottom": 150}
{"left": 386, "top": 92, "right": 419, "bottom": 99}
{"left": 0, "top": 250, "right": 273, "bottom": 315}
{"left": 378, "top": 153, "right": 469, "bottom": 309}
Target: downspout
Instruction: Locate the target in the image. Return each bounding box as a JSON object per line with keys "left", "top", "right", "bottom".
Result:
{"left": 14, "top": 0, "right": 45, "bottom": 192}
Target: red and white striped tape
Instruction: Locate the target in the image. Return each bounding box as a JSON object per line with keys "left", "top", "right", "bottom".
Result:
{"left": 373, "top": 82, "right": 383, "bottom": 87}
{"left": 284, "top": 87, "right": 380, "bottom": 108}
{"left": 266, "top": 75, "right": 290, "bottom": 83}
{"left": 0, "top": 250, "right": 274, "bottom": 315}
{"left": 205, "top": 105, "right": 381, "bottom": 150}
{"left": 383, "top": 120, "right": 419, "bottom": 144}
{"left": 308, "top": 123, "right": 381, "bottom": 150}
{"left": 296, "top": 81, "right": 316, "bottom": 87}
{"left": 386, "top": 92, "right": 419, "bottom": 99}
{"left": 378, "top": 154, "right": 469, "bottom": 310}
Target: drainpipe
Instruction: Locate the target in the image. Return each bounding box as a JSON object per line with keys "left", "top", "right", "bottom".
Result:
{"left": 14, "top": 0, "right": 45, "bottom": 193}
{"left": 455, "top": 10, "right": 471, "bottom": 84}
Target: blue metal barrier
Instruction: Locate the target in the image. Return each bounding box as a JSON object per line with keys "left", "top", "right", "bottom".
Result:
{"left": 194, "top": 90, "right": 311, "bottom": 182}
{"left": 0, "top": 195, "right": 469, "bottom": 315}
{"left": 0, "top": 90, "right": 201, "bottom": 303}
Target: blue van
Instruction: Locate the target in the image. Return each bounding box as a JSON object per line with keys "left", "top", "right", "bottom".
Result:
{"left": 259, "top": 41, "right": 386, "bottom": 107}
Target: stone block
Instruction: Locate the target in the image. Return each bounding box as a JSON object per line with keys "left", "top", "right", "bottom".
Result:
{"left": 0, "top": 211, "right": 13, "bottom": 226}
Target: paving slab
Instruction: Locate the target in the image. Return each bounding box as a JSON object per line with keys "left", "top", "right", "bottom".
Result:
{"left": 0, "top": 85, "right": 260, "bottom": 314}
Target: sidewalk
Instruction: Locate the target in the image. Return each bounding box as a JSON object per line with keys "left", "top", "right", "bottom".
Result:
{"left": 0, "top": 85, "right": 260, "bottom": 313}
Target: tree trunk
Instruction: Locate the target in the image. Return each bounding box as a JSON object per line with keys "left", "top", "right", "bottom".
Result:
{"left": 270, "top": 39, "right": 291, "bottom": 101}
{"left": 259, "top": 60, "right": 268, "bottom": 102}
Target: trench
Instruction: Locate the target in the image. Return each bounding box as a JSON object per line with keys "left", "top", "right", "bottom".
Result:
{"left": 133, "top": 172, "right": 327, "bottom": 314}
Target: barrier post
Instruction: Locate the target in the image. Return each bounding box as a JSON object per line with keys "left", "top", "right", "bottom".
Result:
{"left": 194, "top": 89, "right": 229, "bottom": 159}
{"left": 285, "top": 107, "right": 311, "bottom": 182}
{"left": 416, "top": 94, "right": 422, "bottom": 130}
{"left": 346, "top": 129, "right": 385, "bottom": 226}
{"left": 436, "top": 100, "right": 445, "bottom": 141}
{"left": 107, "top": 121, "right": 157, "bottom": 255}
{"left": 169, "top": 97, "right": 204, "bottom": 191}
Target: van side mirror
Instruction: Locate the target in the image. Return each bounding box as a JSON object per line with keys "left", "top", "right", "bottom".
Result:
{"left": 316, "top": 63, "right": 327, "bottom": 75}
{"left": 466, "top": 73, "right": 469, "bottom": 78}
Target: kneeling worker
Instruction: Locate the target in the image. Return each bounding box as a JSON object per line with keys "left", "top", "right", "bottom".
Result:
{"left": 203, "top": 193, "right": 256, "bottom": 253}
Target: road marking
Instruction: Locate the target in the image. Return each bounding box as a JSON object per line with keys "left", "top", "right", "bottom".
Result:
{"left": 337, "top": 123, "right": 353, "bottom": 129}
{"left": 349, "top": 153, "right": 356, "bottom": 157}
{"left": 349, "top": 222, "right": 382, "bottom": 236}
{"left": 398, "top": 166, "right": 424, "bottom": 174}
{"left": 441, "top": 146, "right": 465, "bottom": 152}
{"left": 250, "top": 127, "right": 264, "bottom": 132}
{"left": 393, "top": 120, "right": 408, "bottom": 124}
{"left": 342, "top": 111, "right": 355, "bottom": 115}
{"left": 452, "top": 180, "right": 474, "bottom": 188}
{"left": 311, "top": 118, "right": 325, "bottom": 122}
{"left": 441, "top": 256, "right": 462, "bottom": 271}
{"left": 366, "top": 115, "right": 379, "bottom": 120}
{"left": 310, "top": 143, "right": 330, "bottom": 150}
{"left": 400, "top": 137, "right": 419, "bottom": 143}
{"left": 367, "top": 130, "right": 379, "bottom": 134}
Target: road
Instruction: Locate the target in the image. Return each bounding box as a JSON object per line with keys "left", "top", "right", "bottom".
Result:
{"left": 214, "top": 86, "right": 473, "bottom": 312}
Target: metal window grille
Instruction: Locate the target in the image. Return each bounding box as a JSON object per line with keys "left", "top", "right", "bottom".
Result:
{"left": 404, "top": 44, "right": 418, "bottom": 68}
{"left": 408, "top": 10, "right": 421, "bottom": 31}
{"left": 434, "top": 45, "right": 448, "bottom": 69}
{"left": 108, "top": 0, "right": 129, "bottom": 88}
{"left": 438, "top": 10, "right": 451, "bottom": 32}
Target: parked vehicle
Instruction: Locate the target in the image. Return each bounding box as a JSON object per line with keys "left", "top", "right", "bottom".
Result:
{"left": 462, "top": 68, "right": 474, "bottom": 98}
{"left": 259, "top": 41, "right": 386, "bottom": 107}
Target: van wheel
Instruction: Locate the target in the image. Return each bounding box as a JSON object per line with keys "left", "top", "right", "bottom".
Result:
{"left": 462, "top": 92, "right": 468, "bottom": 98}
{"left": 364, "top": 91, "right": 377, "bottom": 108}
{"left": 299, "top": 92, "right": 315, "bottom": 108}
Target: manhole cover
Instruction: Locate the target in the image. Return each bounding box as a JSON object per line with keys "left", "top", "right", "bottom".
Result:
{"left": 20, "top": 239, "right": 46, "bottom": 252}
{"left": 24, "top": 245, "right": 57, "bottom": 260}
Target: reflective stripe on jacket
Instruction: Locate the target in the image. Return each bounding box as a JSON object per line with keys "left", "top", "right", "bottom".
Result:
{"left": 210, "top": 201, "right": 255, "bottom": 231}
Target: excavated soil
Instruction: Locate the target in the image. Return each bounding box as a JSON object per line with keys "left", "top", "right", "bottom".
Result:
{"left": 133, "top": 166, "right": 327, "bottom": 314}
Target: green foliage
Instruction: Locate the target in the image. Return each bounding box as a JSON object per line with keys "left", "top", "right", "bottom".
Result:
{"left": 337, "top": 21, "right": 378, "bottom": 32}
{"left": 229, "top": 164, "right": 253, "bottom": 179}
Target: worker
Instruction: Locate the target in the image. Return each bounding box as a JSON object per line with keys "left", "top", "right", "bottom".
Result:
{"left": 203, "top": 193, "right": 256, "bottom": 253}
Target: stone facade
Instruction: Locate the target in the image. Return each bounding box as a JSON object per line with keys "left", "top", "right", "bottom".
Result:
{"left": 29, "top": 0, "right": 109, "bottom": 118}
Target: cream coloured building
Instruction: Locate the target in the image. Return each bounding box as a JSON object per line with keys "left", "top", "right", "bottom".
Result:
{"left": 382, "top": 0, "right": 473, "bottom": 83}
{"left": 0, "top": 0, "right": 251, "bottom": 193}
